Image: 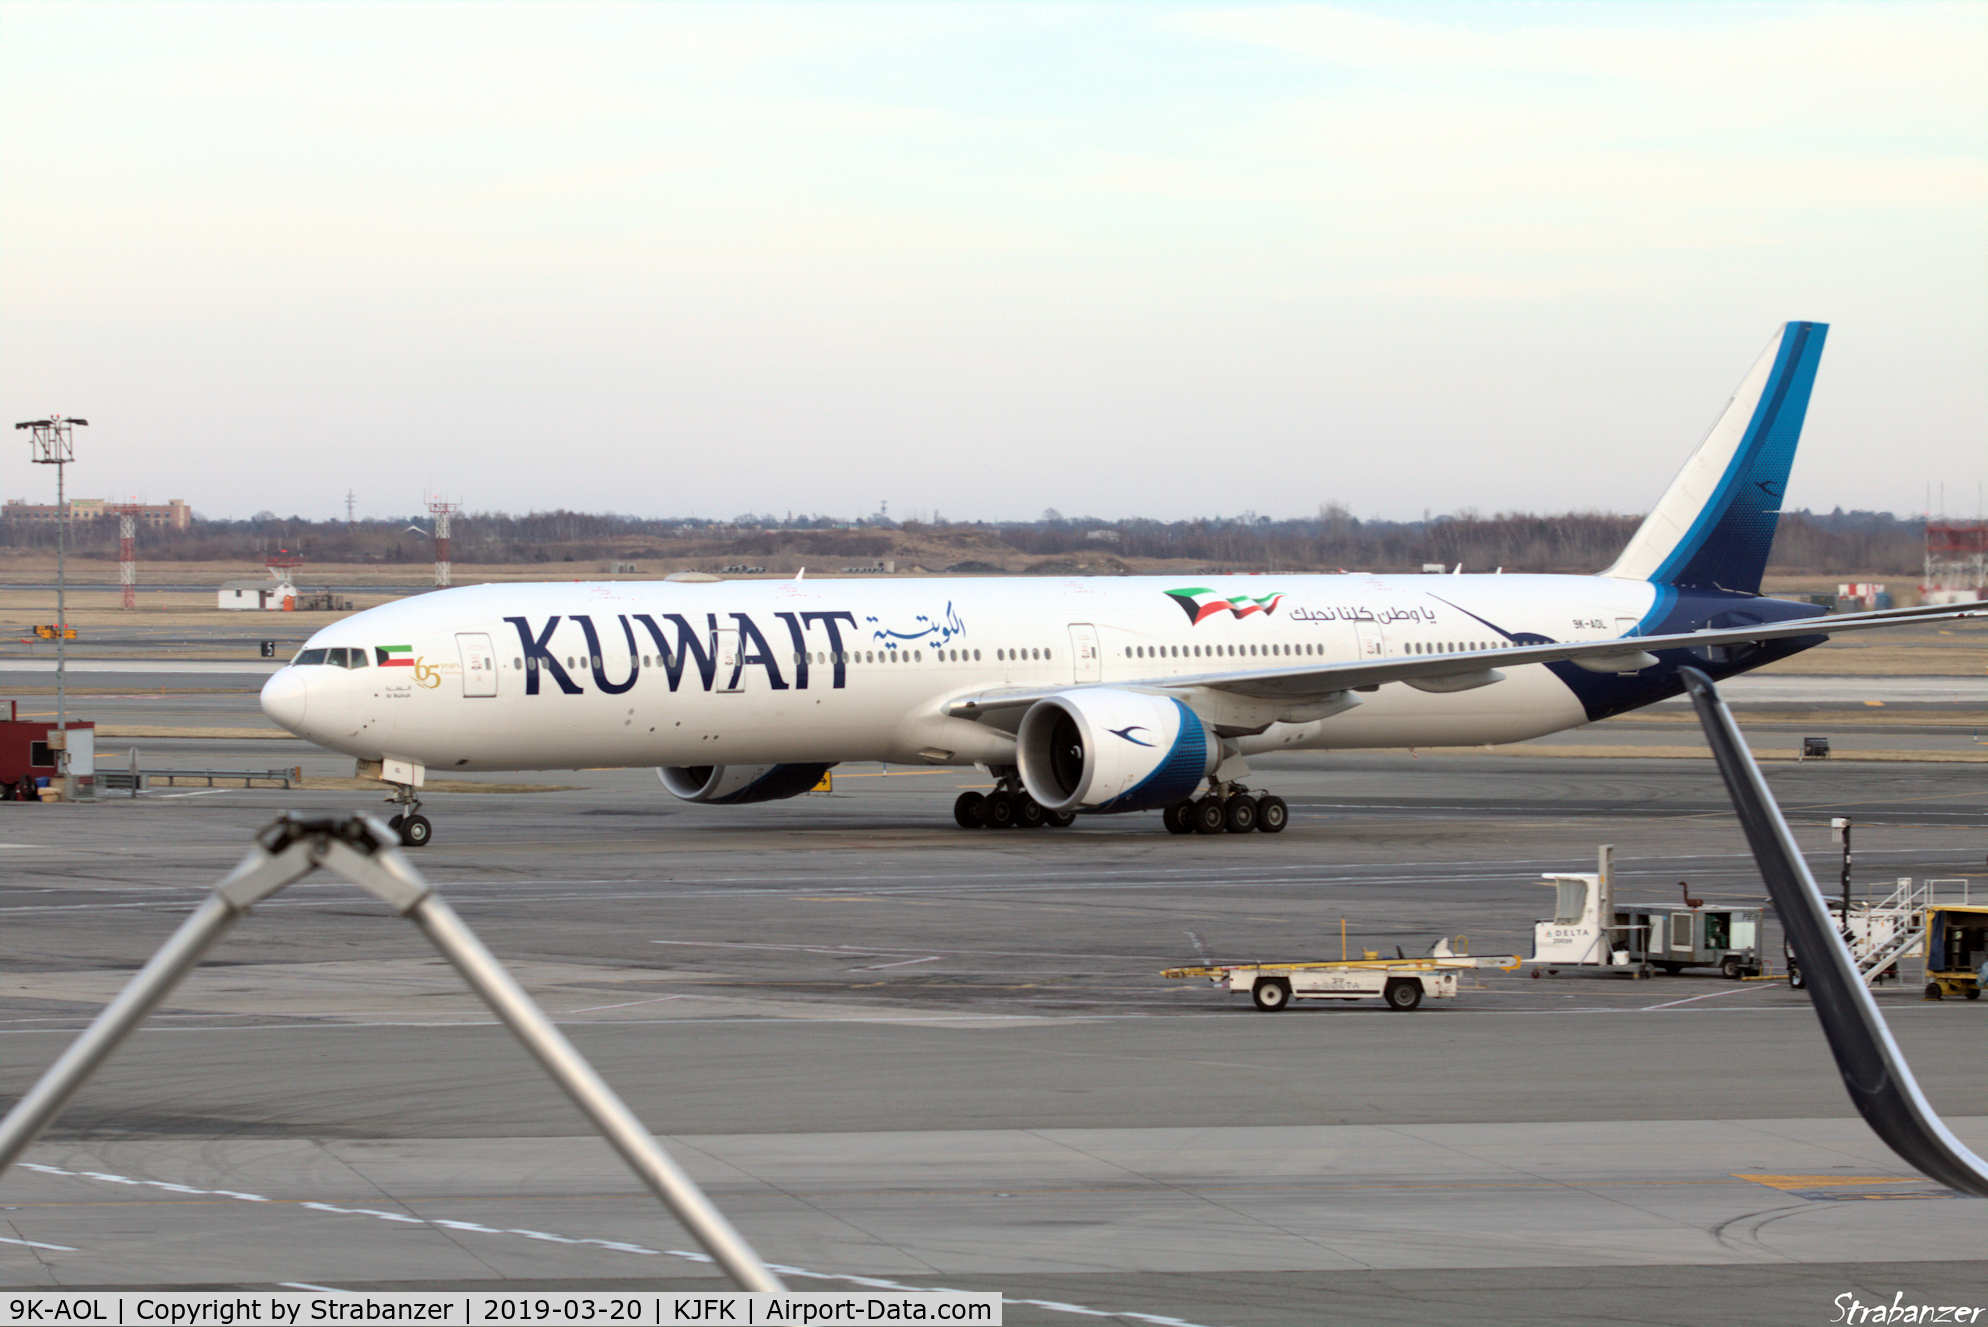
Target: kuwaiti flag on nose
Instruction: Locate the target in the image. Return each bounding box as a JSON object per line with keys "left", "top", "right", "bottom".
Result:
{"left": 1164, "top": 587, "right": 1286, "bottom": 624}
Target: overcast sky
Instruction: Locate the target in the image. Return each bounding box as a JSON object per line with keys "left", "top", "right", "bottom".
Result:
{"left": 3, "top": 1, "right": 1983, "bottom": 525}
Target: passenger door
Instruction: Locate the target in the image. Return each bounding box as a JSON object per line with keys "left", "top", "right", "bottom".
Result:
{"left": 456, "top": 633, "right": 497, "bottom": 698}
{"left": 713, "top": 627, "right": 744, "bottom": 693}
{"left": 1068, "top": 623, "right": 1101, "bottom": 684}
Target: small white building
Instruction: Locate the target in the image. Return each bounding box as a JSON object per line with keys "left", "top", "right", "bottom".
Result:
{"left": 218, "top": 578, "right": 296, "bottom": 611}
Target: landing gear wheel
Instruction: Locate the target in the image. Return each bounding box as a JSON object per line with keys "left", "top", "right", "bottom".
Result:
{"left": 387, "top": 814, "right": 405, "bottom": 832}
{"left": 1383, "top": 978, "right": 1423, "bottom": 1011}
{"left": 1251, "top": 977, "right": 1292, "bottom": 1012}
{"left": 1044, "top": 808, "right": 1076, "bottom": 828}
{"left": 398, "top": 814, "right": 433, "bottom": 848}
{"left": 953, "top": 791, "right": 985, "bottom": 829}
{"left": 1255, "top": 795, "right": 1288, "bottom": 833}
{"left": 1787, "top": 962, "right": 1805, "bottom": 990}
{"left": 1192, "top": 797, "right": 1227, "bottom": 835}
{"left": 1925, "top": 981, "right": 1944, "bottom": 1001}
{"left": 981, "top": 790, "right": 1017, "bottom": 829}
{"left": 1719, "top": 955, "right": 1744, "bottom": 981}
{"left": 1224, "top": 796, "right": 1257, "bottom": 834}
{"left": 1014, "top": 795, "right": 1046, "bottom": 830}
{"left": 1163, "top": 801, "right": 1196, "bottom": 835}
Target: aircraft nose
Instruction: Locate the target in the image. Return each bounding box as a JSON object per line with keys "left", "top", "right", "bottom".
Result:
{"left": 260, "top": 667, "right": 308, "bottom": 732}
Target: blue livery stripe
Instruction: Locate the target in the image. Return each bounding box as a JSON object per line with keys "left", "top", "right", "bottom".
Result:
{"left": 1654, "top": 322, "right": 1827, "bottom": 592}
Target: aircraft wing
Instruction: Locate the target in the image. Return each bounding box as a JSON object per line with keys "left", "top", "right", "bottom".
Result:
{"left": 945, "top": 601, "right": 1985, "bottom": 723}
{"left": 1683, "top": 666, "right": 1988, "bottom": 1197}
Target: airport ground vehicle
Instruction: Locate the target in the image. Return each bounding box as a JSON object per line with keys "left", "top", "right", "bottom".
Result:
{"left": 1164, "top": 953, "right": 1517, "bottom": 1011}
{"left": 1922, "top": 895, "right": 1987, "bottom": 1001}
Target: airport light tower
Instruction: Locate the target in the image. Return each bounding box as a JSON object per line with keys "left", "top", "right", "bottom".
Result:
{"left": 16, "top": 415, "right": 87, "bottom": 791}
{"left": 111, "top": 502, "right": 143, "bottom": 610}
{"left": 428, "top": 498, "right": 459, "bottom": 587}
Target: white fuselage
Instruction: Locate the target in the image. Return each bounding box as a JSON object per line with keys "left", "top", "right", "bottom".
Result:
{"left": 263, "top": 572, "right": 1672, "bottom": 773}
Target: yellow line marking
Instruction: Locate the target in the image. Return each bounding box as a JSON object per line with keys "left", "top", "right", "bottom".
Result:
{"left": 1733, "top": 1173, "right": 1922, "bottom": 1190}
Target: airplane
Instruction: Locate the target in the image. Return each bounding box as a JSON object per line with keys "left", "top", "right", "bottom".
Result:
{"left": 260, "top": 321, "right": 1982, "bottom": 847}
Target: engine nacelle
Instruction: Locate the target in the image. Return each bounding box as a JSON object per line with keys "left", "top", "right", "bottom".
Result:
{"left": 1016, "top": 689, "right": 1217, "bottom": 814}
{"left": 657, "top": 763, "right": 836, "bottom": 804}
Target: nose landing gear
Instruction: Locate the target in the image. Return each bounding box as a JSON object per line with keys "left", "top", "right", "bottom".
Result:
{"left": 382, "top": 782, "right": 433, "bottom": 848}
{"left": 1165, "top": 783, "right": 1288, "bottom": 836}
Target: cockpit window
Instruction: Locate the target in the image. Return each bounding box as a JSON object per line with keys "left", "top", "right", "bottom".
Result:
{"left": 294, "top": 648, "right": 328, "bottom": 666}
{"left": 326, "top": 648, "right": 349, "bottom": 667}
{"left": 347, "top": 649, "right": 367, "bottom": 668}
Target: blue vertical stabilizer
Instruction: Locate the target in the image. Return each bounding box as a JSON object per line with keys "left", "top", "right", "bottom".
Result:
{"left": 1604, "top": 322, "right": 1828, "bottom": 594}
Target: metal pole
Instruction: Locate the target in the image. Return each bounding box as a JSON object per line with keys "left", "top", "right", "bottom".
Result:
{"left": 407, "top": 893, "right": 785, "bottom": 1292}
{"left": 55, "top": 454, "right": 67, "bottom": 794}
{"left": 0, "top": 895, "right": 240, "bottom": 1170}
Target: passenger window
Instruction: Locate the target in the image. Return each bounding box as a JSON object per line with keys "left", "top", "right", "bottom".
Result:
{"left": 972, "top": 650, "right": 980, "bottom": 660}
{"left": 516, "top": 658, "right": 525, "bottom": 670}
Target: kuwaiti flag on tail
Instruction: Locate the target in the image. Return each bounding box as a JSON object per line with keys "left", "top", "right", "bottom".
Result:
{"left": 375, "top": 645, "right": 415, "bottom": 667}
{"left": 1163, "top": 587, "right": 1286, "bottom": 625}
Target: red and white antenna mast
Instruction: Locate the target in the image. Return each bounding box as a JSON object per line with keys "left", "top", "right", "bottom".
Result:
{"left": 428, "top": 498, "right": 459, "bottom": 587}
{"left": 111, "top": 501, "right": 143, "bottom": 609}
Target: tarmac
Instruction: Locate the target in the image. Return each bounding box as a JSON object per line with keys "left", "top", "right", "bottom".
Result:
{"left": 1, "top": 673, "right": 1985, "bottom": 1325}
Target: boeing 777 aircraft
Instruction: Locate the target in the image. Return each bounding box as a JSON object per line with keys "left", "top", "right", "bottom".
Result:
{"left": 262, "top": 322, "right": 1980, "bottom": 846}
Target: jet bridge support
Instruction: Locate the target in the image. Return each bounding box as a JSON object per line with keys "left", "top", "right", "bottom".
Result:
{"left": 0, "top": 814, "right": 784, "bottom": 1292}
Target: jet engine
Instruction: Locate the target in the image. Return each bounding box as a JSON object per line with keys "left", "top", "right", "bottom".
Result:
{"left": 656, "top": 763, "right": 836, "bottom": 804}
{"left": 1016, "top": 690, "right": 1217, "bottom": 814}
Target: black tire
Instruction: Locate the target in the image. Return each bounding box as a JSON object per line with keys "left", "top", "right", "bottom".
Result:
{"left": 1251, "top": 977, "right": 1292, "bottom": 1011}
{"left": 399, "top": 814, "right": 432, "bottom": 848}
{"left": 1659, "top": 962, "right": 1683, "bottom": 975}
{"left": 1925, "top": 981, "right": 1944, "bottom": 1001}
{"left": 1015, "top": 795, "right": 1046, "bottom": 829}
{"left": 1383, "top": 978, "right": 1423, "bottom": 1011}
{"left": 1224, "top": 796, "right": 1257, "bottom": 834}
{"left": 1720, "top": 956, "right": 1743, "bottom": 981}
{"left": 1192, "top": 797, "right": 1227, "bottom": 835}
{"left": 387, "top": 813, "right": 405, "bottom": 832}
{"left": 952, "top": 791, "right": 985, "bottom": 829}
{"left": 1787, "top": 962, "right": 1805, "bottom": 990}
{"left": 981, "top": 790, "right": 1016, "bottom": 829}
{"left": 1256, "top": 795, "right": 1288, "bottom": 833}
{"left": 1044, "top": 808, "right": 1076, "bottom": 828}
{"left": 1163, "top": 800, "right": 1196, "bottom": 835}
{"left": 1966, "top": 987, "right": 1981, "bottom": 1001}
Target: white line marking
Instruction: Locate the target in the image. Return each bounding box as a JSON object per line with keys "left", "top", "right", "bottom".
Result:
{"left": 22, "top": 1160, "right": 1220, "bottom": 1327}
{"left": 566, "top": 995, "right": 690, "bottom": 1013}
{"left": 1641, "top": 986, "right": 1770, "bottom": 1011}
{"left": 279, "top": 1284, "right": 347, "bottom": 1293}
{"left": 1, "top": 1235, "right": 78, "bottom": 1251}
{"left": 855, "top": 956, "right": 943, "bottom": 970}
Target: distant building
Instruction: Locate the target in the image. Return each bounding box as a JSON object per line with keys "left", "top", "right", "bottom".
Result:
{"left": 219, "top": 578, "right": 296, "bottom": 611}
{"left": 2, "top": 497, "right": 192, "bottom": 530}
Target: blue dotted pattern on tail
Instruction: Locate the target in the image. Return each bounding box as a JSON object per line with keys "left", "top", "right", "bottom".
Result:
{"left": 1655, "top": 322, "right": 1827, "bottom": 593}
{"left": 1094, "top": 699, "right": 1210, "bottom": 813}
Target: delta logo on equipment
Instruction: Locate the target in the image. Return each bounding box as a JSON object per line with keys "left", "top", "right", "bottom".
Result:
{"left": 1831, "top": 1290, "right": 1985, "bottom": 1323}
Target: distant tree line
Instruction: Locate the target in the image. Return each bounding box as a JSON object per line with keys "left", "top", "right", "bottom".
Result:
{"left": 0, "top": 505, "right": 1936, "bottom": 576}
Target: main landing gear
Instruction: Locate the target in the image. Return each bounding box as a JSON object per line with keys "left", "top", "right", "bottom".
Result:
{"left": 954, "top": 779, "right": 1076, "bottom": 831}
{"left": 1163, "top": 783, "right": 1288, "bottom": 836}
{"left": 382, "top": 782, "right": 433, "bottom": 849}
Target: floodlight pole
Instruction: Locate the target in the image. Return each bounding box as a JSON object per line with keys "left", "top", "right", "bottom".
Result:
{"left": 17, "top": 416, "right": 86, "bottom": 795}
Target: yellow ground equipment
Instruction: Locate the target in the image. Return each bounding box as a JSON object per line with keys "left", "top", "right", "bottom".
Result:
{"left": 1923, "top": 896, "right": 1987, "bottom": 1001}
